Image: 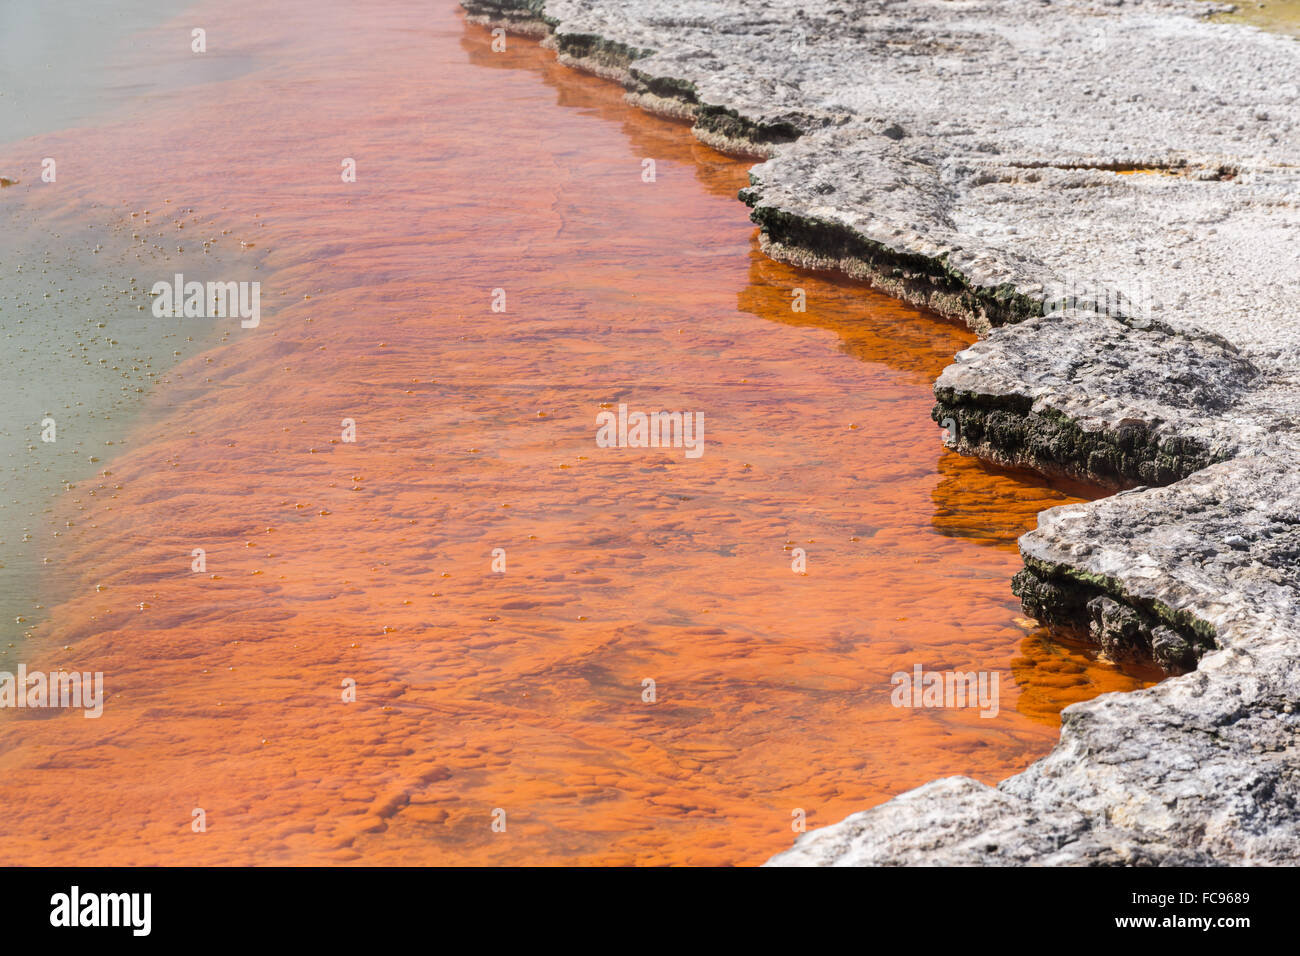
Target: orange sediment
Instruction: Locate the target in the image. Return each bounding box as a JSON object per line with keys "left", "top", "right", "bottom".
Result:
{"left": 0, "top": 0, "right": 1155, "bottom": 865}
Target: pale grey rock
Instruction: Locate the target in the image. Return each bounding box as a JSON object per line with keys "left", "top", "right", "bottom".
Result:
{"left": 765, "top": 776, "right": 1218, "bottom": 866}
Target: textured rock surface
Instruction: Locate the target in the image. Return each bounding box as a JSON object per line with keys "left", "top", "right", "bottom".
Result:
{"left": 460, "top": 0, "right": 1300, "bottom": 863}
{"left": 933, "top": 307, "right": 1264, "bottom": 490}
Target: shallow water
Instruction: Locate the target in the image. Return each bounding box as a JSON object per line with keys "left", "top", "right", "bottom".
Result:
{"left": 0, "top": 0, "right": 1157, "bottom": 865}
{"left": 1212, "top": 0, "right": 1300, "bottom": 36}
{"left": 0, "top": 0, "right": 259, "bottom": 142}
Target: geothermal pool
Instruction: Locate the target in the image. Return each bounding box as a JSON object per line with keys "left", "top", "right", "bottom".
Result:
{"left": 0, "top": 0, "right": 1157, "bottom": 864}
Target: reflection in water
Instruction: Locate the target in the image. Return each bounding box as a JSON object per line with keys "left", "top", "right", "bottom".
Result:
{"left": 740, "top": 249, "right": 975, "bottom": 383}
{"left": 1012, "top": 630, "right": 1162, "bottom": 726}
{"left": 929, "top": 451, "right": 1099, "bottom": 549}
{"left": 742, "top": 244, "right": 1162, "bottom": 726}
{"left": 0, "top": 0, "right": 1159, "bottom": 865}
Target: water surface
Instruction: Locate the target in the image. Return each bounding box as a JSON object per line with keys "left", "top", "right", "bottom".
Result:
{"left": 0, "top": 0, "right": 1155, "bottom": 865}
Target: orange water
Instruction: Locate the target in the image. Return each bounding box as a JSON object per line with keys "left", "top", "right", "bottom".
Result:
{"left": 0, "top": 0, "right": 1156, "bottom": 865}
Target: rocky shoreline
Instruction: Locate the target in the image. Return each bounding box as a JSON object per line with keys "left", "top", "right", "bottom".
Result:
{"left": 462, "top": 0, "right": 1300, "bottom": 864}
